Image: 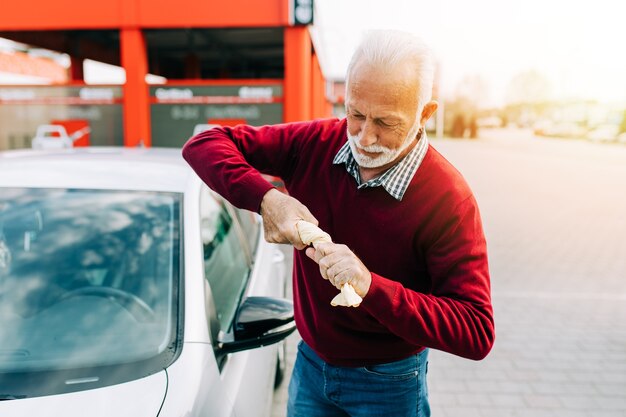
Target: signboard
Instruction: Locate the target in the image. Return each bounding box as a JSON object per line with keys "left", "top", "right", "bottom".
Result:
{"left": 291, "top": 0, "right": 314, "bottom": 26}
{"left": 0, "top": 85, "right": 123, "bottom": 150}
{"left": 149, "top": 84, "right": 283, "bottom": 148}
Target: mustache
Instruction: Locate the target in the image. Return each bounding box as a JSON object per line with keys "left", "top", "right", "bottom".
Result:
{"left": 347, "top": 134, "right": 394, "bottom": 154}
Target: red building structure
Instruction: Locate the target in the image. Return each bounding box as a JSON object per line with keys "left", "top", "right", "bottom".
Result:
{"left": 0, "top": 0, "right": 331, "bottom": 148}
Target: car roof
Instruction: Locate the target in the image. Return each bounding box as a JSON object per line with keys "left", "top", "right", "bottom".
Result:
{"left": 0, "top": 147, "right": 196, "bottom": 193}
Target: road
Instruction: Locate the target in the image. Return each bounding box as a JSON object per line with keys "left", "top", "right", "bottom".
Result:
{"left": 271, "top": 128, "right": 626, "bottom": 417}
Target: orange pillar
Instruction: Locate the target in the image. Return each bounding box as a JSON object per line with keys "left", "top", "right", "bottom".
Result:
{"left": 284, "top": 27, "right": 311, "bottom": 122}
{"left": 311, "top": 52, "right": 321, "bottom": 119}
{"left": 311, "top": 51, "right": 330, "bottom": 119}
{"left": 120, "top": 28, "right": 151, "bottom": 147}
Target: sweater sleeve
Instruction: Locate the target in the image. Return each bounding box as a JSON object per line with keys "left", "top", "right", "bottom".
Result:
{"left": 361, "top": 195, "right": 495, "bottom": 360}
{"left": 182, "top": 121, "right": 314, "bottom": 212}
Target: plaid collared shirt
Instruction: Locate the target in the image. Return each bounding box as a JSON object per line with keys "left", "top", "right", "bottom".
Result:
{"left": 332, "top": 130, "right": 429, "bottom": 201}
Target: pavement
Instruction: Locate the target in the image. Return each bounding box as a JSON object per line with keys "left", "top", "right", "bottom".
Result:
{"left": 271, "top": 128, "right": 626, "bottom": 417}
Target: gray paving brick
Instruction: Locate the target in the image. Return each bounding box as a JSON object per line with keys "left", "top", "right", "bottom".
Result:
{"left": 603, "top": 372, "right": 626, "bottom": 384}
{"left": 440, "top": 406, "right": 483, "bottom": 417}
{"left": 566, "top": 371, "right": 602, "bottom": 383}
{"left": 589, "top": 412, "right": 626, "bottom": 417}
{"left": 561, "top": 382, "right": 600, "bottom": 395}
{"left": 429, "top": 392, "right": 459, "bottom": 407}
{"left": 470, "top": 380, "right": 536, "bottom": 394}
{"left": 594, "top": 383, "right": 626, "bottom": 397}
{"left": 440, "top": 368, "right": 477, "bottom": 380}
{"left": 504, "top": 369, "right": 543, "bottom": 382}
{"left": 473, "top": 369, "right": 509, "bottom": 381}
{"left": 553, "top": 411, "right": 589, "bottom": 417}
{"left": 558, "top": 395, "right": 599, "bottom": 410}
{"left": 429, "top": 405, "right": 448, "bottom": 416}
{"left": 479, "top": 408, "right": 517, "bottom": 417}
{"left": 489, "top": 394, "right": 526, "bottom": 408}
{"left": 525, "top": 394, "right": 564, "bottom": 409}
{"left": 531, "top": 382, "right": 570, "bottom": 395}
{"left": 533, "top": 371, "right": 572, "bottom": 383}
{"left": 511, "top": 409, "right": 558, "bottom": 417}
{"left": 457, "top": 393, "right": 492, "bottom": 407}
{"left": 429, "top": 379, "right": 468, "bottom": 393}
{"left": 598, "top": 397, "right": 626, "bottom": 410}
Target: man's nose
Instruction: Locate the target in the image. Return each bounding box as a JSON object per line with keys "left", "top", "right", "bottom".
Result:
{"left": 358, "top": 120, "right": 377, "bottom": 147}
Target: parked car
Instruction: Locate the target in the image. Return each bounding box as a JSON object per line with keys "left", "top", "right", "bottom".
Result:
{"left": 31, "top": 124, "right": 91, "bottom": 150}
{"left": 0, "top": 147, "right": 295, "bottom": 417}
{"left": 587, "top": 124, "right": 619, "bottom": 143}
{"left": 192, "top": 123, "right": 221, "bottom": 137}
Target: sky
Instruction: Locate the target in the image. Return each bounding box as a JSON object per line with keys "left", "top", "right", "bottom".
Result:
{"left": 312, "top": 0, "right": 626, "bottom": 107}
{"left": 1, "top": 0, "right": 624, "bottom": 108}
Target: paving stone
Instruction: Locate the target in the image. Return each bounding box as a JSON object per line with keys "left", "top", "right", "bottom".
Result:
{"left": 552, "top": 411, "right": 589, "bottom": 417}
{"left": 594, "top": 383, "right": 626, "bottom": 397}
{"left": 589, "top": 412, "right": 626, "bottom": 417}
{"left": 511, "top": 409, "right": 558, "bottom": 417}
{"left": 489, "top": 394, "right": 526, "bottom": 408}
{"left": 440, "top": 406, "right": 483, "bottom": 417}
{"left": 429, "top": 378, "right": 468, "bottom": 393}
{"left": 479, "top": 407, "right": 517, "bottom": 417}
{"left": 602, "top": 372, "right": 626, "bottom": 384}
{"left": 558, "top": 395, "right": 600, "bottom": 410}
{"left": 523, "top": 394, "right": 562, "bottom": 408}
{"left": 429, "top": 392, "right": 459, "bottom": 407}
{"left": 457, "top": 393, "right": 492, "bottom": 407}
{"left": 598, "top": 397, "right": 626, "bottom": 410}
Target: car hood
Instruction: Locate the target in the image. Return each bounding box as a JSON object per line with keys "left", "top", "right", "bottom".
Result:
{"left": 0, "top": 370, "right": 167, "bottom": 417}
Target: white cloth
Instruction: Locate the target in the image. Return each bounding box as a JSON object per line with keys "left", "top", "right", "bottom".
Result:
{"left": 296, "top": 221, "right": 363, "bottom": 307}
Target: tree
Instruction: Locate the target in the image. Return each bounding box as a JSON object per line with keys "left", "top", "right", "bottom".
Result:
{"left": 454, "top": 74, "right": 490, "bottom": 107}
{"left": 505, "top": 70, "right": 552, "bottom": 105}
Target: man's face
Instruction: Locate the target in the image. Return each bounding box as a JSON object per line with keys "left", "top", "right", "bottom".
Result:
{"left": 345, "top": 61, "right": 421, "bottom": 169}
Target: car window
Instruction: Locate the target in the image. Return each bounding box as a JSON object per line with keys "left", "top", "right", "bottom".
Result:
{"left": 234, "top": 209, "right": 260, "bottom": 254}
{"left": 200, "top": 187, "right": 251, "bottom": 333}
{"left": 0, "top": 188, "right": 182, "bottom": 397}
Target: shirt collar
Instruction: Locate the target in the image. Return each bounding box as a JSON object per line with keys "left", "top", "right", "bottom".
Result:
{"left": 333, "top": 130, "right": 429, "bottom": 201}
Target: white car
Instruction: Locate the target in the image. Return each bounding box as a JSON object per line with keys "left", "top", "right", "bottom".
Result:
{"left": 587, "top": 124, "right": 619, "bottom": 143}
{"left": 192, "top": 124, "right": 220, "bottom": 137}
{"left": 0, "top": 147, "right": 294, "bottom": 417}
{"left": 31, "top": 125, "right": 91, "bottom": 150}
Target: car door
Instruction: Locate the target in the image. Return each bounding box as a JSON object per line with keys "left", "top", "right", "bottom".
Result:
{"left": 198, "top": 186, "right": 280, "bottom": 417}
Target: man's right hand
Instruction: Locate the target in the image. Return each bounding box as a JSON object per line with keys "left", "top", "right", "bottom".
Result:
{"left": 259, "top": 188, "right": 318, "bottom": 250}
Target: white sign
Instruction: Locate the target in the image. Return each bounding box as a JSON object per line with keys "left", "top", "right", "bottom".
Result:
{"left": 0, "top": 89, "right": 36, "bottom": 101}
{"left": 79, "top": 88, "right": 115, "bottom": 101}
{"left": 293, "top": 0, "right": 314, "bottom": 25}
{"left": 155, "top": 88, "right": 194, "bottom": 100}
{"left": 238, "top": 87, "right": 273, "bottom": 99}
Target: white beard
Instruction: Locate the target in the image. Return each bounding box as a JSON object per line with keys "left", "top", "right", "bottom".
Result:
{"left": 347, "top": 122, "right": 421, "bottom": 168}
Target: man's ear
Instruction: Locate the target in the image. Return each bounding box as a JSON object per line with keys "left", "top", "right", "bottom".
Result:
{"left": 419, "top": 101, "right": 439, "bottom": 126}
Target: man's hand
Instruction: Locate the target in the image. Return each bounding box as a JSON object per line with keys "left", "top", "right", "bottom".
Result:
{"left": 260, "top": 188, "right": 318, "bottom": 250}
{"left": 305, "top": 242, "right": 372, "bottom": 298}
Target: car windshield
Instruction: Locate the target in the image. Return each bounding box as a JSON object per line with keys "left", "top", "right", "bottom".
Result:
{"left": 0, "top": 188, "right": 182, "bottom": 398}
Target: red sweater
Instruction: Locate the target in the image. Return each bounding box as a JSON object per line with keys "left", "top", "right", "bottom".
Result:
{"left": 182, "top": 118, "right": 494, "bottom": 366}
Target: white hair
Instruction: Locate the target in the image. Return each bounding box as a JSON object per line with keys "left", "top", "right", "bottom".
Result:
{"left": 345, "top": 30, "right": 435, "bottom": 117}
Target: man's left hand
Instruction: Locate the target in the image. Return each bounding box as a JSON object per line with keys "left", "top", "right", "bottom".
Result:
{"left": 305, "top": 242, "right": 372, "bottom": 298}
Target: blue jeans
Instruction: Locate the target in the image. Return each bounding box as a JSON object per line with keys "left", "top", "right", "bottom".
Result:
{"left": 287, "top": 341, "right": 430, "bottom": 417}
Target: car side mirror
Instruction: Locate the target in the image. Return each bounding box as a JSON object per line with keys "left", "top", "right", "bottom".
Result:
{"left": 217, "top": 296, "right": 296, "bottom": 356}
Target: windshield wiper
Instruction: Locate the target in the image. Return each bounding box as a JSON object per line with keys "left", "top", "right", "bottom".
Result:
{"left": 0, "top": 394, "right": 26, "bottom": 400}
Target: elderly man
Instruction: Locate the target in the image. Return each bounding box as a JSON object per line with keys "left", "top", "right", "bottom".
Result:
{"left": 183, "top": 30, "right": 494, "bottom": 417}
